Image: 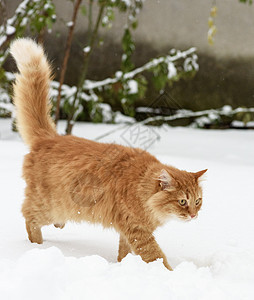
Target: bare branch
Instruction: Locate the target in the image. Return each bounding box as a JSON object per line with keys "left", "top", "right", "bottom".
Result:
{"left": 55, "top": 0, "right": 83, "bottom": 124}
{"left": 65, "top": 3, "right": 106, "bottom": 134}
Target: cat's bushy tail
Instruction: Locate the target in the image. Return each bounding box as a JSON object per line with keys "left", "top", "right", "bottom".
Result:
{"left": 10, "top": 38, "right": 57, "bottom": 147}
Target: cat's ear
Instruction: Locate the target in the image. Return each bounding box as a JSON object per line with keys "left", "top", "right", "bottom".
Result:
{"left": 193, "top": 169, "right": 208, "bottom": 180}
{"left": 158, "top": 169, "right": 174, "bottom": 190}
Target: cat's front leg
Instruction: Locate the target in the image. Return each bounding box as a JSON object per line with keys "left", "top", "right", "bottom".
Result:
{"left": 117, "top": 234, "right": 132, "bottom": 262}
{"left": 123, "top": 228, "right": 173, "bottom": 271}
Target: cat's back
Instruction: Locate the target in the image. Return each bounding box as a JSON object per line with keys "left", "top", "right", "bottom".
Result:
{"left": 23, "top": 134, "right": 159, "bottom": 180}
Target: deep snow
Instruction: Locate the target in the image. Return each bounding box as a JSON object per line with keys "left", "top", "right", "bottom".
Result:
{"left": 0, "top": 118, "right": 254, "bottom": 300}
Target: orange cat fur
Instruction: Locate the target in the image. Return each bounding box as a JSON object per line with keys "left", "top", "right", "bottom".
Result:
{"left": 10, "top": 38, "right": 207, "bottom": 271}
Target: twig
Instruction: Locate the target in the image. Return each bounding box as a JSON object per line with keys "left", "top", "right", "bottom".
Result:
{"left": 55, "top": 0, "right": 82, "bottom": 124}
{"left": 66, "top": 3, "right": 106, "bottom": 134}
{"left": 88, "top": 0, "right": 93, "bottom": 36}
{"left": 0, "top": 0, "right": 7, "bottom": 32}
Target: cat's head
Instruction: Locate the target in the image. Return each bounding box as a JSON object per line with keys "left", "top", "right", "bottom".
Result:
{"left": 148, "top": 168, "right": 207, "bottom": 223}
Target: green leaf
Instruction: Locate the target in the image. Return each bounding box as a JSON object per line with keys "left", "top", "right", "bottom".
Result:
{"left": 239, "top": 0, "right": 253, "bottom": 4}
{"left": 46, "top": 18, "right": 53, "bottom": 29}
{"left": 131, "top": 20, "right": 138, "bottom": 30}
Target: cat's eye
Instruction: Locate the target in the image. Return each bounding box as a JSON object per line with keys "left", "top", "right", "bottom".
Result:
{"left": 195, "top": 198, "right": 202, "bottom": 206}
{"left": 179, "top": 199, "right": 187, "bottom": 206}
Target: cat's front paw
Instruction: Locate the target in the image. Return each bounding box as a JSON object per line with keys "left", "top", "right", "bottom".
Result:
{"left": 163, "top": 259, "right": 173, "bottom": 271}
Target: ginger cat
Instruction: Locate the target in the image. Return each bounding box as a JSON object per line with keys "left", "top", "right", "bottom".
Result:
{"left": 10, "top": 38, "right": 207, "bottom": 271}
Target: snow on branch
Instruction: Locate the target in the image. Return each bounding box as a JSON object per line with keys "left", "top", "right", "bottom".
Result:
{"left": 140, "top": 106, "right": 254, "bottom": 125}
{"left": 0, "top": 0, "right": 55, "bottom": 66}
{"left": 0, "top": 0, "right": 30, "bottom": 49}
{"left": 83, "top": 47, "right": 198, "bottom": 90}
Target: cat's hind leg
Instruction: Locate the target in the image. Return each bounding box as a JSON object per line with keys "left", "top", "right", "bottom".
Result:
{"left": 25, "top": 220, "right": 43, "bottom": 244}
{"left": 22, "top": 196, "right": 51, "bottom": 244}
{"left": 117, "top": 234, "right": 132, "bottom": 262}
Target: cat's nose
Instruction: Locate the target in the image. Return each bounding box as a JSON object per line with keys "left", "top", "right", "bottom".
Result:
{"left": 190, "top": 214, "right": 196, "bottom": 218}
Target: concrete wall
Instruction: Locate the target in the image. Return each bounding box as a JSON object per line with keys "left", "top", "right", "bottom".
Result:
{"left": 4, "top": 0, "right": 254, "bottom": 111}
{"left": 5, "top": 0, "right": 254, "bottom": 58}
{"left": 134, "top": 0, "right": 254, "bottom": 59}
{"left": 56, "top": 0, "right": 253, "bottom": 58}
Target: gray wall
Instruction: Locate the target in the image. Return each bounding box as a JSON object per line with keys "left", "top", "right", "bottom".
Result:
{"left": 4, "top": 0, "right": 254, "bottom": 111}
{"left": 134, "top": 0, "right": 254, "bottom": 59}
{"left": 5, "top": 0, "right": 254, "bottom": 58}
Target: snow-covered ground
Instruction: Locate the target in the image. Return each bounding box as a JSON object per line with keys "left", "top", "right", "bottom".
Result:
{"left": 0, "top": 118, "right": 254, "bottom": 300}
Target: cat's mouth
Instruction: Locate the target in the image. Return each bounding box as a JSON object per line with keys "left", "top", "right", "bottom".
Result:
{"left": 178, "top": 214, "right": 198, "bottom": 222}
{"left": 187, "top": 214, "right": 198, "bottom": 221}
